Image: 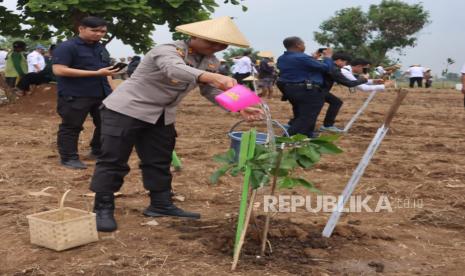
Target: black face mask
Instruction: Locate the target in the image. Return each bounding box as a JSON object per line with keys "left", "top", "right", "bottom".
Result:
{"left": 362, "top": 68, "right": 369, "bottom": 74}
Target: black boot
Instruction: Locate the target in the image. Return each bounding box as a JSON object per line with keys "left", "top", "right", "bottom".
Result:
{"left": 143, "top": 190, "right": 200, "bottom": 219}
{"left": 94, "top": 192, "right": 117, "bottom": 232}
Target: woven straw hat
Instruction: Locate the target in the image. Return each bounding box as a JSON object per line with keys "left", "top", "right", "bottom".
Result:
{"left": 175, "top": 16, "right": 250, "bottom": 48}
{"left": 257, "top": 51, "right": 274, "bottom": 58}
{"left": 243, "top": 75, "right": 258, "bottom": 81}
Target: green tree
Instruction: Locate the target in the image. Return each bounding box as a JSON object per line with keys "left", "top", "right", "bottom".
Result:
{"left": 222, "top": 47, "right": 258, "bottom": 64}
{"left": 1, "top": 0, "right": 247, "bottom": 53}
{"left": 314, "top": 0, "right": 430, "bottom": 65}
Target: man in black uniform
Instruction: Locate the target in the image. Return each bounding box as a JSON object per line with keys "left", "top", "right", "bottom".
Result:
{"left": 53, "top": 17, "right": 118, "bottom": 169}
{"left": 276, "top": 36, "right": 333, "bottom": 138}
{"left": 319, "top": 52, "right": 368, "bottom": 132}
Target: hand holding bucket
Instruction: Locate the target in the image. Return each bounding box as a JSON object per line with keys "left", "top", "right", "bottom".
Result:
{"left": 215, "top": 84, "right": 262, "bottom": 112}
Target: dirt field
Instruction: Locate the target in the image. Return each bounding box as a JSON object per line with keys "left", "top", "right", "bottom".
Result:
{"left": 0, "top": 84, "right": 464, "bottom": 275}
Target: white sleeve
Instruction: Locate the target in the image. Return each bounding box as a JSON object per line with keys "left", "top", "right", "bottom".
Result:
{"left": 461, "top": 64, "right": 465, "bottom": 74}
{"left": 341, "top": 68, "right": 357, "bottom": 81}
{"left": 356, "top": 83, "right": 385, "bottom": 92}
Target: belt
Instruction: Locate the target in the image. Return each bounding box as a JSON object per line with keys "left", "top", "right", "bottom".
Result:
{"left": 281, "top": 82, "right": 322, "bottom": 90}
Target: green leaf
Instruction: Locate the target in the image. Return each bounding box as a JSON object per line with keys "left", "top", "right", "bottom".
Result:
{"left": 312, "top": 134, "right": 340, "bottom": 143}
{"left": 250, "top": 169, "right": 269, "bottom": 189}
{"left": 297, "top": 146, "right": 320, "bottom": 163}
{"left": 213, "top": 149, "right": 236, "bottom": 164}
{"left": 277, "top": 177, "right": 295, "bottom": 189}
{"left": 297, "top": 156, "right": 314, "bottom": 169}
{"left": 279, "top": 155, "right": 298, "bottom": 170}
{"left": 166, "top": 0, "right": 186, "bottom": 8}
{"left": 241, "top": 5, "right": 248, "bottom": 12}
{"left": 293, "top": 178, "right": 321, "bottom": 194}
{"left": 210, "top": 164, "right": 234, "bottom": 184}
{"left": 290, "top": 134, "right": 309, "bottom": 142}
{"left": 313, "top": 142, "right": 343, "bottom": 154}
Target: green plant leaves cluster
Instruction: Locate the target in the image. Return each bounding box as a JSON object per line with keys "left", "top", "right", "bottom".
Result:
{"left": 0, "top": 0, "right": 248, "bottom": 53}
{"left": 211, "top": 134, "right": 343, "bottom": 193}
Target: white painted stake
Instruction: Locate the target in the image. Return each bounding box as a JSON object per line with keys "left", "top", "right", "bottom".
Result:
{"left": 322, "top": 125, "right": 388, "bottom": 237}
{"left": 322, "top": 89, "right": 408, "bottom": 238}
{"left": 343, "top": 90, "right": 378, "bottom": 133}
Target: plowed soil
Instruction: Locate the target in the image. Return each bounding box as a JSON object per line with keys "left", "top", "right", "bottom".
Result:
{"left": 0, "top": 84, "right": 464, "bottom": 275}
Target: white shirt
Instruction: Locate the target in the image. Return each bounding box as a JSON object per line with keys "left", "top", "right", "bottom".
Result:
{"left": 0, "top": 50, "right": 7, "bottom": 70}
{"left": 341, "top": 65, "right": 385, "bottom": 92}
{"left": 461, "top": 63, "right": 465, "bottom": 74}
{"left": 27, "top": 50, "right": 45, "bottom": 73}
{"left": 406, "top": 66, "right": 425, "bottom": 78}
{"left": 232, "top": 56, "right": 253, "bottom": 74}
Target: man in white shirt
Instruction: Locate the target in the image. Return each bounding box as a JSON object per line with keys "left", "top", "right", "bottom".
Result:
{"left": 406, "top": 64, "right": 425, "bottom": 88}
{"left": 232, "top": 50, "right": 256, "bottom": 82}
{"left": 27, "top": 45, "right": 46, "bottom": 73}
{"left": 341, "top": 59, "right": 392, "bottom": 92}
{"left": 0, "top": 48, "right": 8, "bottom": 72}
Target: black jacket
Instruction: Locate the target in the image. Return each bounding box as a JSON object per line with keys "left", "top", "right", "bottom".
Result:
{"left": 324, "top": 65, "right": 367, "bottom": 91}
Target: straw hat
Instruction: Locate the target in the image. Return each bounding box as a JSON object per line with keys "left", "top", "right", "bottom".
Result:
{"left": 243, "top": 75, "right": 258, "bottom": 81}
{"left": 175, "top": 16, "right": 250, "bottom": 48}
{"left": 257, "top": 51, "right": 274, "bottom": 58}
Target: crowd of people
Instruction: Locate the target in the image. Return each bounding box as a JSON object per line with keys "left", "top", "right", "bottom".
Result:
{"left": 0, "top": 15, "right": 464, "bottom": 233}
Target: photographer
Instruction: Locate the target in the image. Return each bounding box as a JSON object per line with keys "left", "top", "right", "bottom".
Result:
{"left": 341, "top": 59, "right": 394, "bottom": 92}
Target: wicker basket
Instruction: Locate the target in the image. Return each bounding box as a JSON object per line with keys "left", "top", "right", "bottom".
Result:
{"left": 26, "top": 190, "right": 99, "bottom": 251}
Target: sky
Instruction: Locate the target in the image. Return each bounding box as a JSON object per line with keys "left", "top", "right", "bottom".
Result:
{"left": 2, "top": 0, "right": 464, "bottom": 74}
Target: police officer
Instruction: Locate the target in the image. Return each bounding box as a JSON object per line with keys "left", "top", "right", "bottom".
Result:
{"left": 277, "top": 36, "right": 333, "bottom": 138}
{"left": 89, "top": 16, "right": 263, "bottom": 232}
{"left": 53, "top": 16, "right": 118, "bottom": 170}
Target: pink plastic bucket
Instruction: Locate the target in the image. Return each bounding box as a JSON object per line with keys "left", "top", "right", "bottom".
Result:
{"left": 215, "top": 84, "right": 262, "bottom": 112}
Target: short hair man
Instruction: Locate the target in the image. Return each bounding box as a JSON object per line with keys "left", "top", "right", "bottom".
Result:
{"left": 341, "top": 59, "right": 393, "bottom": 92}
{"left": 4, "top": 41, "right": 27, "bottom": 88}
{"left": 277, "top": 36, "right": 333, "bottom": 138}
{"left": 318, "top": 52, "right": 368, "bottom": 133}
{"left": 53, "top": 16, "right": 119, "bottom": 169}
{"left": 27, "top": 45, "right": 46, "bottom": 73}
{"left": 89, "top": 17, "right": 263, "bottom": 232}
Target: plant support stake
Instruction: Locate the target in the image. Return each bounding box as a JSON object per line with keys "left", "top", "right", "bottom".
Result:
{"left": 343, "top": 90, "right": 378, "bottom": 133}
{"left": 323, "top": 89, "right": 408, "bottom": 237}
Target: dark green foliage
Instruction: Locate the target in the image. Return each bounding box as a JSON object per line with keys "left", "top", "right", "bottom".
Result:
{"left": 211, "top": 134, "right": 343, "bottom": 193}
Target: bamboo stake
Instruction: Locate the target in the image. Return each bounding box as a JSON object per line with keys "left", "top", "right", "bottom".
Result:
{"left": 260, "top": 146, "right": 284, "bottom": 256}
{"left": 231, "top": 189, "right": 257, "bottom": 271}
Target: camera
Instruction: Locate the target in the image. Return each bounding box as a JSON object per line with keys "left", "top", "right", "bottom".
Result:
{"left": 110, "top": 62, "right": 127, "bottom": 71}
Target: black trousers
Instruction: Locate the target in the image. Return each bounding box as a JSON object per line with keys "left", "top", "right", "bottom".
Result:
{"left": 409, "top": 77, "right": 423, "bottom": 88}
{"left": 284, "top": 86, "right": 326, "bottom": 137}
{"left": 323, "top": 92, "right": 343, "bottom": 127}
{"left": 90, "top": 108, "right": 175, "bottom": 193}
{"left": 57, "top": 96, "right": 104, "bottom": 161}
{"left": 233, "top": 72, "right": 254, "bottom": 91}
{"left": 17, "top": 72, "right": 52, "bottom": 91}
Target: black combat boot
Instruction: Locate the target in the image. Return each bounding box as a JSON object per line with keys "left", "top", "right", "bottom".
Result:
{"left": 143, "top": 190, "right": 200, "bottom": 219}
{"left": 94, "top": 192, "right": 117, "bottom": 232}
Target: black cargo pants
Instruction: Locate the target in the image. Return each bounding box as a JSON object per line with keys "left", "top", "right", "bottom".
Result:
{"left": 90, "top": 107, "right": 175, "bottom": 193}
